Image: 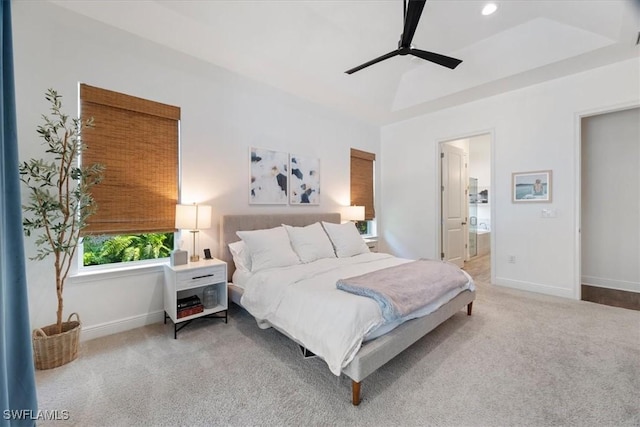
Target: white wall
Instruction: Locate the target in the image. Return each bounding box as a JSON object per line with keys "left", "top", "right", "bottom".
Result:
{"left": 581, "top": 108, "right": 640, "bottom": 293}
{"left": 468, "top": 134, "right": 491, "bottom": 230}
{"left": 13, "top": 2, "right": 380, "bottom": 339}
{"left": 468, "top": 135, "right": 491, "bottom": 188}
{"left": 380, "top": 58, "right": 639, "bottom": 299}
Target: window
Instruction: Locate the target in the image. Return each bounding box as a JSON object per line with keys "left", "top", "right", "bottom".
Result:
{"left": 354, "top": 220, "right": 371, "bottom": 235}
{"left": 79, "top": 84, "right": 180, "bottom": 267}
{"left": 82, "top": 233, "right": 174, "bottom": 266}
{"left": 350, "top": 148, "right": 376, "bottom": 235}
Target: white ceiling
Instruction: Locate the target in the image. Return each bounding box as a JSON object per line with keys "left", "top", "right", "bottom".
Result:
{"left": 51, "top": 0, "right": 640, "bottom": 125}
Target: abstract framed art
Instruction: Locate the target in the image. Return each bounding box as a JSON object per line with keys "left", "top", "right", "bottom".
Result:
{"left": 512, "top": 170, "right": 552, "bottom": 203}
{"left": 249, "top": 147, "right": 288, "bottom": 204}
{"left": 289, "top": 154, "right": 320, "bottom": 205}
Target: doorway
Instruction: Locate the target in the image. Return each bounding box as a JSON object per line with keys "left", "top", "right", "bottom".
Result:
{"left": 440, "top": 133, "right": 492, "bottom": 274}
{"left": 580, "top": 107, "right": 639, "bottom": 310}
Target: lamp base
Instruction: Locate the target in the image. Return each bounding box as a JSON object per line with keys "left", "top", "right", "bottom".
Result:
{"left": 190, "top": 254, "right": 200, "bottom": 262}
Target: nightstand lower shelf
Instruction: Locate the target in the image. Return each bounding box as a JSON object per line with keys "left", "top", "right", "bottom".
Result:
{"left": 164, "top": 309, "right": 228, "bottom": 339}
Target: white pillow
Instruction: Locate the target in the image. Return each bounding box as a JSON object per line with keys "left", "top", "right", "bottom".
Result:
{"left": 236, "top": 226, "right": 300, "bottom": 272}
{"left": 283, "top": 222, "right": 336, "bottom": 263}
{"left": 228, "top": 240, "right": 251, "bottom": 272}
{"left": 322, "top": 221, "right": 370, "bottom": 258}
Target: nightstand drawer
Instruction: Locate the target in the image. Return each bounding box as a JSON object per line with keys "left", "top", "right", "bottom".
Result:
{"left": 364, "top": 238, "right": 378, "bottom": 253}
{"left": 176, "top": 266, "right": 225, "bottom": 290}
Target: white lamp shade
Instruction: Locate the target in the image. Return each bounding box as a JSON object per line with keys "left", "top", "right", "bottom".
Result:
{"left": 175, "top": 204, "right": 212, "bottom": 230}
{"left": 342, "top": 205, "right": 365, "bottom": 222}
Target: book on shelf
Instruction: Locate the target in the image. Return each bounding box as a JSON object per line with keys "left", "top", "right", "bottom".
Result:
{"left": 177, "top": 295, "right": 201, "bottom": 309}
{"left": 177, "top": 304, "right": 204, "bottom": 319}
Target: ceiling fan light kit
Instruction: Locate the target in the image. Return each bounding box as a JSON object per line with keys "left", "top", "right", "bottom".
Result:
{"left": 345, "top": 0, "right": 463, "bottom": 74}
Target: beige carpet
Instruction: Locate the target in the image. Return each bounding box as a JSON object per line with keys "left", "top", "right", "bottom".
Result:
{"left": 35, "top": 256, "right": 640, "bottom": 426}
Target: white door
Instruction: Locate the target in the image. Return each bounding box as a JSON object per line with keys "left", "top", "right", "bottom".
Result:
{"left": 441, "top": 144, "right": 467, "bottom": 267}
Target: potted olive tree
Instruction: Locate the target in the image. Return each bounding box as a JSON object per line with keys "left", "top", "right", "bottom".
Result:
{"left": 20, "top": 89, "right": 104, "bottom": 369}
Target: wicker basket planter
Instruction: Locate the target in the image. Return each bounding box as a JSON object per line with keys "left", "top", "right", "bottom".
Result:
{"left": 32, "top": 313, "right": 81, "bottom": 370}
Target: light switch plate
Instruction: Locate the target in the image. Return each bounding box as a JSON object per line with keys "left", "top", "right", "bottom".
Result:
{"left": 541, "top": 208, "right": 557, "bottom": 218}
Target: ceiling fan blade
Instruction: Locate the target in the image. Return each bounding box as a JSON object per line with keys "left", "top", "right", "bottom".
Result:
{"left": 345, "top": 50, "right": 400, "bottom": 74}
{"left": 400, "top": 0, "right": 426, "bottom": 47}
{"left": 409, "top": 48, "right": 463, "bottom": 69}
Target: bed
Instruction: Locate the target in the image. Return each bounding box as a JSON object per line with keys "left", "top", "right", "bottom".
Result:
{"left": 219, "top": 213, "right": 475, "bottom": 405}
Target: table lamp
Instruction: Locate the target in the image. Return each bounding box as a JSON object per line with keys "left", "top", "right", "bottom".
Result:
{"left": 342, "top": 205, "right": 365, "bottom": 222}
{"left": 175, "top": 203, "right": 212, "bottom": 262}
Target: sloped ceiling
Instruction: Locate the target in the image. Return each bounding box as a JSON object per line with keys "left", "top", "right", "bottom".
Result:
{"left": 51, "top": 0, "right": 640, "bottom": 125}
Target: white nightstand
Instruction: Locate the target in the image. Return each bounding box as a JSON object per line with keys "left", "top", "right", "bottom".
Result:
{"left": 364, "top": 237, "right": 378, "bottom": 253}
{"left": 163, "top": 258, "right": 228, "bottom": 339}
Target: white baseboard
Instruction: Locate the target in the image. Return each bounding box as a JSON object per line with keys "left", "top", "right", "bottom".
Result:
{"left": 494, "top": 277, "right": 575, "bottom": 299}
{"left": 581, "top": 276, "right": 640, "bottom": 293}
{"left": 80, "top": 310, "right": 165, "bottom": 342}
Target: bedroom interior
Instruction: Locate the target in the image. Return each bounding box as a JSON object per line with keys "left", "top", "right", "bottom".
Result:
{"left": 34, "top": 254, "right": 638, "bottom": 425}
{"left": 3, "top": 0, "right": 639, "bottom": 425}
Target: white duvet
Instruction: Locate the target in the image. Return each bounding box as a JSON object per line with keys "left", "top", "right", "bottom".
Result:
{"left": 240, "top": 252, "right": 474, "bottom": 376}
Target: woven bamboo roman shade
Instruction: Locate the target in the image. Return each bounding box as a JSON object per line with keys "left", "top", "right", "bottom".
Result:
{"left": 350, "top": 148, "right": 375, "bottom": 220}
{"left": 80, "top": 84, "right": 179, "bottom": 235}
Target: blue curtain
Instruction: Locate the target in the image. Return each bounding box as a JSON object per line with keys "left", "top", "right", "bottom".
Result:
{"left": 1, "top": 0, "right": 38, "bottom": 425}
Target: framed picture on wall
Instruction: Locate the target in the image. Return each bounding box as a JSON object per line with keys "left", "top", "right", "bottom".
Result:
{"left": 512, "top": 170, "right": 552, "bottom": 203}
{"left": 249, "top": 147, "right": 289, "bottom": 204}
{"left": 289, "top": 154, "right": 320, "bottom": 205}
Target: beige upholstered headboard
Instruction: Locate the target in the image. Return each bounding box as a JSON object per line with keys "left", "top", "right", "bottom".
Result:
{"left": 219, "top": 213, "right": 341, "bottom": 281}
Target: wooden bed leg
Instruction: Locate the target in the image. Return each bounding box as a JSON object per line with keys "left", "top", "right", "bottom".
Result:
{"left": 352, "top": 380, "right": 361, "bottom": 406}
{"left": 467, "top": 302, "right": 473, "bottom": 316}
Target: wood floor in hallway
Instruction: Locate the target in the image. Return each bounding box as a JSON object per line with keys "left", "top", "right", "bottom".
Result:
{"left": 463, "top": 254, "right": 490, "bottom": 285}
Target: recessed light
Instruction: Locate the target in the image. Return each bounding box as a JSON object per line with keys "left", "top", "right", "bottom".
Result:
{"left": 482, "top": 3, "right": 498, "bottom": 16}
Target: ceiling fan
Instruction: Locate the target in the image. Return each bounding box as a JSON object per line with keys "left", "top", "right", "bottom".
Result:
{"left": 345, "top": 0, "right": 463, "bottom": 74}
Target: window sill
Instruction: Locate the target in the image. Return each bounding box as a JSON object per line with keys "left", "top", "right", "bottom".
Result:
{"left": 69, "top": 259, "right": 168, "bottom": 283}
